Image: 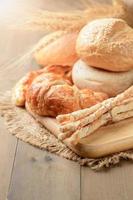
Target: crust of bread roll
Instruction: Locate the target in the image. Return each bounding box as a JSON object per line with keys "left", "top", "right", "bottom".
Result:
{"left": 34, "top": 31, "right": 78, "bottom": 67}
{"left": 76, "top": 18, "right": 133, "bottom": 72}
{"left": 72, "top": 60, "right": 133, "bottom": 97}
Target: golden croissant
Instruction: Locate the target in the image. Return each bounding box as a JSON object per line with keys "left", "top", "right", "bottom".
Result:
{"left": 12, "top": 65, "right": 108, "bottom": 117}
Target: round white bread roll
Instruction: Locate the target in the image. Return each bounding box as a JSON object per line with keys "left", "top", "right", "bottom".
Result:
{"left": 76, "top": 18, "right": 133, "bottom": 72}
{"left": 72, "top": 60, "right": 133, "bottom": 97}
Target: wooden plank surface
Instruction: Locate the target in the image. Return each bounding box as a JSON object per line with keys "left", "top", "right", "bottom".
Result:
{"left": 0, "top": 0, "right": 133, "bottom": 200}
{"left": 81, "top": 162, "right": 133, "bottom": 200}
{"left": 0, "top": 5, "right": 44, "bottom": 200}
{"left": 0, "top": 21, "right": 44, "bottom": 200}
{"left": 0, "top": 1, "right": 82, "bottom": 200}
{"left": 0, "top": 118, "right": 17, "bottom": 200}
{"left": 8, "top": 141, "right": 80, "bottom": 200}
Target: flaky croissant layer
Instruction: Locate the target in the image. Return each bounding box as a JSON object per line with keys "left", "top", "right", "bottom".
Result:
{"left": 12, "top": 65, "right": 108, "bottom": 117}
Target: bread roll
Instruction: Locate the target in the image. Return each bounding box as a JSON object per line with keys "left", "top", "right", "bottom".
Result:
{"left": 72, "top": 60, "right": 133, "bottom": 96}
{"left": 34, "top": 31, "right": 78, "bottom": 67}
{"left": 76, "top": 18, "right": 133, "bottom": 72}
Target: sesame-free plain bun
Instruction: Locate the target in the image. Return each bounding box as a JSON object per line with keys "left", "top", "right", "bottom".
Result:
{"left": 72, "top": 60, "right": 133, "bottom": 97}
{"left": 34, "top": 31, "right": 78, "bottom": 67}
{"left": 76, "top": 18, "right": 133, "bottom": 72}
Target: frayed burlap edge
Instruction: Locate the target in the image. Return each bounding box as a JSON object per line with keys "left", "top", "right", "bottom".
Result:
{"left": 0, "top": 91, "right": 133, "bottom": 170}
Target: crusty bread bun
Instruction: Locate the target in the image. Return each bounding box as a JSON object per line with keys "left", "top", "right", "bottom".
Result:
{"left": 76, "top": 18, "right": 133, "bottom": 72}
{"left": 34, "top": 31, "right": 78, "bottom": 67}
{"left": 72, "top": 60, "right": 133, "bottom": 97}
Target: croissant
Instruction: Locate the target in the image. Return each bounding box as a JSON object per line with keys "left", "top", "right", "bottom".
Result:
{"left": 12, "top": 65, "right": 108, "bottom": 117}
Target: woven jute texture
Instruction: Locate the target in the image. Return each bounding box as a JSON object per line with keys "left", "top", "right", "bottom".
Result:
{"left": 0, "top": 91, "right": 133, "bottom": 170}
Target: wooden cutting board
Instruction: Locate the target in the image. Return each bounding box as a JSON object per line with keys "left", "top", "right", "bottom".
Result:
{"left": 26, "top": 105, "right": 133, "bottom": 158}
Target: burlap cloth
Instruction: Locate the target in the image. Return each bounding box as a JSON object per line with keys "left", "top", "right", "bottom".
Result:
{"left": 1, "top": 91, "right": 133, "bottom": 170}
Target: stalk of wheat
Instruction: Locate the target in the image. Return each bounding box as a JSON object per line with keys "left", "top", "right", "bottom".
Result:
{"left": 18, "top": 0, "right": 133, "bottom": 32}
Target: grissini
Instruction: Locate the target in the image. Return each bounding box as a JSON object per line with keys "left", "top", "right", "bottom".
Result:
{"left": 57, "top": 86, "right": 133, "bottom": 125}
{"left": 57, "top": 86, "right": 133, "bottom": 141}
{"left": 25, "top": 102, "right": 133, "bottom": 158}
{"left": 74, "top": 100, "right": 133, "bottom": 144}
{"left": 76, "top": 18, "right": 133, "bottom": 72}
{"left": 72, "top": 60, "right": 133, "bottom": 96}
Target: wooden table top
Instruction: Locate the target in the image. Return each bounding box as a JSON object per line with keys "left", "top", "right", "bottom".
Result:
{"left": 0, "top": 0, "right": 133, "bottom": 199}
